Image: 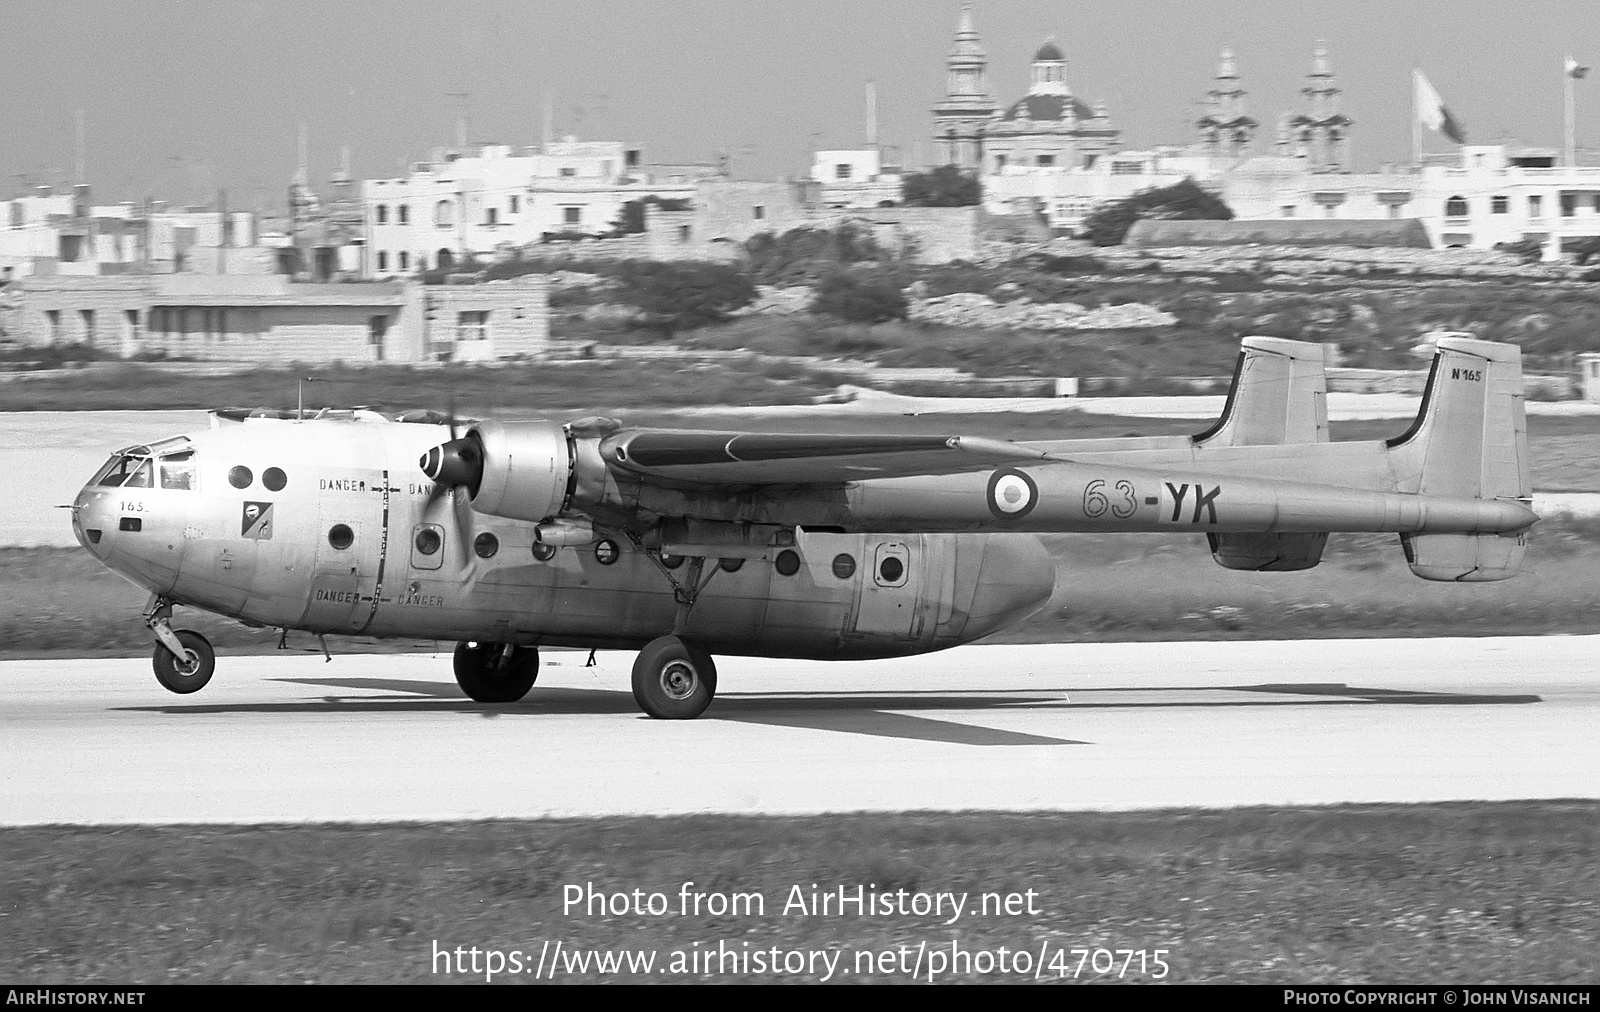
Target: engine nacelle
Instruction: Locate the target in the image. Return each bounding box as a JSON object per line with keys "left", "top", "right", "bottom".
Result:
{"left": 462, "top": 420, "right": 573, "bottom": 523}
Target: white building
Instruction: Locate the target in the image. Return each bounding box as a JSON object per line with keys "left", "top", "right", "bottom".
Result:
{"left": 360, "top": 139, "right": 717, "bottom": 277}
{"left": 809, "top": 149, "right": 903, "bottom": 208}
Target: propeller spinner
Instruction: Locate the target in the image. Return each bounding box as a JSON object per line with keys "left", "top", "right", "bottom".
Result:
{"left": 420, "top": 434, "right": 484, "bottom": 496}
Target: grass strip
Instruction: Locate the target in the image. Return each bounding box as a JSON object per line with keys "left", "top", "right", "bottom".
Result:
{"left": 1, "top": 803, "right": 1594, "bottom": 983}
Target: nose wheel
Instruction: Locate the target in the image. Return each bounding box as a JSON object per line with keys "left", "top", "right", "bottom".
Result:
{"left": 631, "top": 636, "right": 717, "bottom": 719}
{"left": 152, "top": 629, "right": 215, "bottom": 694}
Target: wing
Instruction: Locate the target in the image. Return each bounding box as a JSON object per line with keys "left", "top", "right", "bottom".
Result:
{"left": 600, "top": 430, "right": 1064, "bottom": 486}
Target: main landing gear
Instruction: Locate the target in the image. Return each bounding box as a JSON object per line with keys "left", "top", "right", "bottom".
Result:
{"left": 453, "top": 641, "right": 540, "bottom": 703}
{"left": 631, "top": 635, "right": 717, "bottom": 720}
{"left": 146, "top": 596, "right": 215, "bottom": 694}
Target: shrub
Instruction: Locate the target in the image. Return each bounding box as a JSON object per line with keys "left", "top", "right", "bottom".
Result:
{"left": 744, "top": 223, "right": 891, "bottom": 285}
{"left": 611, "top": 261, "right": 756, "bottom": 335}
{"left": 1080, "top": 178, "right": 1234, "bottom": 246}
{"left": 901, "top": 165, "right": 981, "bottom": 207}
{"left": 811, "top": 269, "right": 909, "bottom": 324}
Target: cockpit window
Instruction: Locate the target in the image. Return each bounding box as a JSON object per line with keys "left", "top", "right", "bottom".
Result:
{"left": 123, "top": 459, "right": 154, "bottom": 488}
{"left": 94, "top": 454, "right": 152, "bottom": 487}
{"left": 159, "top": 451, "right": 197, "bottom": 491}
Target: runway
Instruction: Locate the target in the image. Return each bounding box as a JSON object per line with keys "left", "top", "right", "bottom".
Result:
{"left": 2, "top": 637, "right": 1594, "bottom": 826}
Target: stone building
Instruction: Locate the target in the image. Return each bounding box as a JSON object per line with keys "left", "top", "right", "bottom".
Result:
{"left": 2, "top": 274, "right": 548, "bottom": 364}
{"left": 360, "top": 139, "right": 718, "bottom": 279}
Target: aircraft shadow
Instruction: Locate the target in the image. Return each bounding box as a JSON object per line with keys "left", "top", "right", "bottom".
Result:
{"left": 108, "top": 677, "right": 1542, "bottom": 748}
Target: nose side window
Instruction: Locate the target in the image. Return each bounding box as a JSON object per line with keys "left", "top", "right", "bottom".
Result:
{"left": 159, "top": 452, "right": 197, "bottom": 491}
{"left": 123, "top": 459, "right": 154, "bottom": 488}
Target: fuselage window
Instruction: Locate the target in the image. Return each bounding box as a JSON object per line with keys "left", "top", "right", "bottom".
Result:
{"left": 594, "top": 539, "right": 620, "bottom": 565}
{"left": 159, "top": 451, "right": 196, "bottom": 491}
{"left": 228, "top": 465, "right": 253, "bottom": 489}
{"left": 661, "top": 554, "right": 685, "bottom": 570}
{"left": 531, "top": 542, "right": 558, "bottom": 562}
{"left": 328, "top": 524, "right": 354, "bottom": 550}
{"left": 262, "top": 467, "right": 287, "bottom": 492}
{"left": 879, "top": 556, "right": 905, "bottom": 584}
{"left": 473, "top": 532, "right": 499, "bottom": 558}
{"left": 415, "top": 528, "right": 442, "bottom": 555}
{"left": 831, "top": 553, "right": 856, "bottom": 579}
{"left": 774, "top": 549, "right": 801, "bottom": 576}
{"left": 718, "top": 557, "right": 744, "bottom": 573}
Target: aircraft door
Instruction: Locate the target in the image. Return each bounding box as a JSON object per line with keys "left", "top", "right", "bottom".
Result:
{"left": 852, "top": 538, "right": 924, "bottom": 639}
{"left": 302, "top": 475, "right": 389, "bottom": 633}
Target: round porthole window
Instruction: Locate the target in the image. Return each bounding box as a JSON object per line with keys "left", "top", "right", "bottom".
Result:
{"left": 879, "top": 556, "right": 904, "bottom": 583}
{"left": 328, "top": 524, "right": 354, "bottom": 550}
{"left": 415, "top": 528, "right": 442, "bottom": 555}
{"left": 262, "top": 467, "right": 287, "bottom": 492}
{"left": 774, "top": 549, "right": 801, "bottom": 576}
{"left": 531, "top": 542, "right": 557, "bottom": 562}
{"left": 831, "top": 553, "right": 856, "bottom": 579}
{"left": 661, "top": 554, "right": 685, "bottom": 570}
{"left": 594, "top": 539, "right": 620, "bottom": 565}
{"left": 718, "top": 557, "right": 744, "bottom": 573}
{"left": 474, "top": 532, "right": 499, "bottom": 558}
{"left": 228, "top": 465, "right": 253, "bottom": 489}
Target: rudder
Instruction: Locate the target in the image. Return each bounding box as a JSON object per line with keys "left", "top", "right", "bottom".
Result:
{"left": 1387, "top": 335, "right": 1531, "bottom": 581}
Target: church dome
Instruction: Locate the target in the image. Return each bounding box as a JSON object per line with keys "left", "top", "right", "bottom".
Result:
{"left": 1034, "top": 40, "right": 1065, "bottom": 62}
{"left": 1002, "top": 92, "right": 1094, "bottom": 122}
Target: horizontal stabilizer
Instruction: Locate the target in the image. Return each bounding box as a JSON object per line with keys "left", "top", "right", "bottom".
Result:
{"left": 1207, "top": 532, "right": 1328, "bottom": 572}
{"left": 1401, "top": 531, "right": 1526, "bottom": 582}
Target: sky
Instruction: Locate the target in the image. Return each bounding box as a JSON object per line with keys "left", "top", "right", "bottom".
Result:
{"left": 5, "top": 0, "right": 1600, "bottom": 211}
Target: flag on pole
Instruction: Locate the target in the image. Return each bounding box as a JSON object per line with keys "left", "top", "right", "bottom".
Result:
{"left": 1567, "top": 56, "right": 1590, "bottom": 80}
{"left": 1413, "top": 69, "right": 1466, "bottom": 144}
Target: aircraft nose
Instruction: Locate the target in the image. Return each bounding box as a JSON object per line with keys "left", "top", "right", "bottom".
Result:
{"left": 965, "top": 535, "right": 1056, "bottom": 637}
{"left": 72, "top": 482, "right": 114, "bottom": 559}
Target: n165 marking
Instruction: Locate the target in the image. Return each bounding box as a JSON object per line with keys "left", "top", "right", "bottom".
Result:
{"left": 1082, "top": 479, "right": 1138, "bottom": 519}
{"left": 1451, "top": 367, "right": 1483, "bottom": 382}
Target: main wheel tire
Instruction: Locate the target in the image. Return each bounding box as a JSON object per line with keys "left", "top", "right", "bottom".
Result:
{"left": 453, "top": 641, "right": 539, "bottom": 703}
{"left": 631, "top": 636, "right": 717, "bottom": 719}
{"left": 152, "top": 629, "right": 215, "bottom": 695}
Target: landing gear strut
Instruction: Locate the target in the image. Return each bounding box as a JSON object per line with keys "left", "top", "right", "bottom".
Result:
{"left": 631, "top": 635, "right": 717, "bottom": 719}
{"left": 146, "top": 596, "right": 214, "bottom": 694}
{"left": 453, "top": 641, "right": 540, "bottom": 702}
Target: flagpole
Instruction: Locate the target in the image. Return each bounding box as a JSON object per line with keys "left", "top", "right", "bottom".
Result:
{"left": 1412, "top": 69, "right": 1422, "bottom": 167}
{"left": 1566, "top": 57, "right": 1577, "bottom": 166}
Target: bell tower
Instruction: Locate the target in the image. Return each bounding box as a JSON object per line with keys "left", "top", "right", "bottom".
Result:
{"left": 1197, "top": 48, "right": 1257, "bottom": 159}
{"left": 932, "top": 4, "right": 997, "bottom": 170}
{"left": 1289, "top": 42, "right": 1353, "bottom": 171}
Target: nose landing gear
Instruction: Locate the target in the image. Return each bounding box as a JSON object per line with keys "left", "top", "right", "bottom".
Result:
{"left": 146, "top": 597, "right": 215, "bottom": 694}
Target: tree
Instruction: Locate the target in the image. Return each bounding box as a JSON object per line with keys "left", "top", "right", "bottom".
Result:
{"left": 901, "top": 165, "right": 981, "bottom": 207}
{"left": 1080, "top": 178, "right": 1234, "bottom": 246}
{"left": 612, "top": 261, "right": 756, "bottom": 335}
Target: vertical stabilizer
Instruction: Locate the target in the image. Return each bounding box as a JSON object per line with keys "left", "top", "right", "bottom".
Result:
{"left": 1192, "top": 336, "right": 1329, "bottom": 448}
{"left": 1196, "top": 337, "right": 1331, "bottom": 572}
{"left": 1387, "top": 336, "right": 1531, "bottom": 581}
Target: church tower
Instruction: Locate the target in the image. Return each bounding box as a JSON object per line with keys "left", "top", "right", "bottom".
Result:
{"left": 1288, "top": 42, "right": 1353, "bottom": 171}
{"left": 1197, "top": 48, "right": 1257, "bottom": 159}
{"left": 932, "top": 5, "right": 997, "bottom": 169}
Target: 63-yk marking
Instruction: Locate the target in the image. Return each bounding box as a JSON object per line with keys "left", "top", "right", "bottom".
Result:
{"left": 1160, "top": 481, "right": 1223, "bottom": 525}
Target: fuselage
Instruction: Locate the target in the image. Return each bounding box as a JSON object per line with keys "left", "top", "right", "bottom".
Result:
{"left": 71, "top": 413, "right": 1057, "bottom": 660}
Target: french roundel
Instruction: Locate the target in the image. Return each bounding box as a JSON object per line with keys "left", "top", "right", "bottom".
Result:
{"left": 986, "top": 468, "right": 1039, "bottom": 521}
